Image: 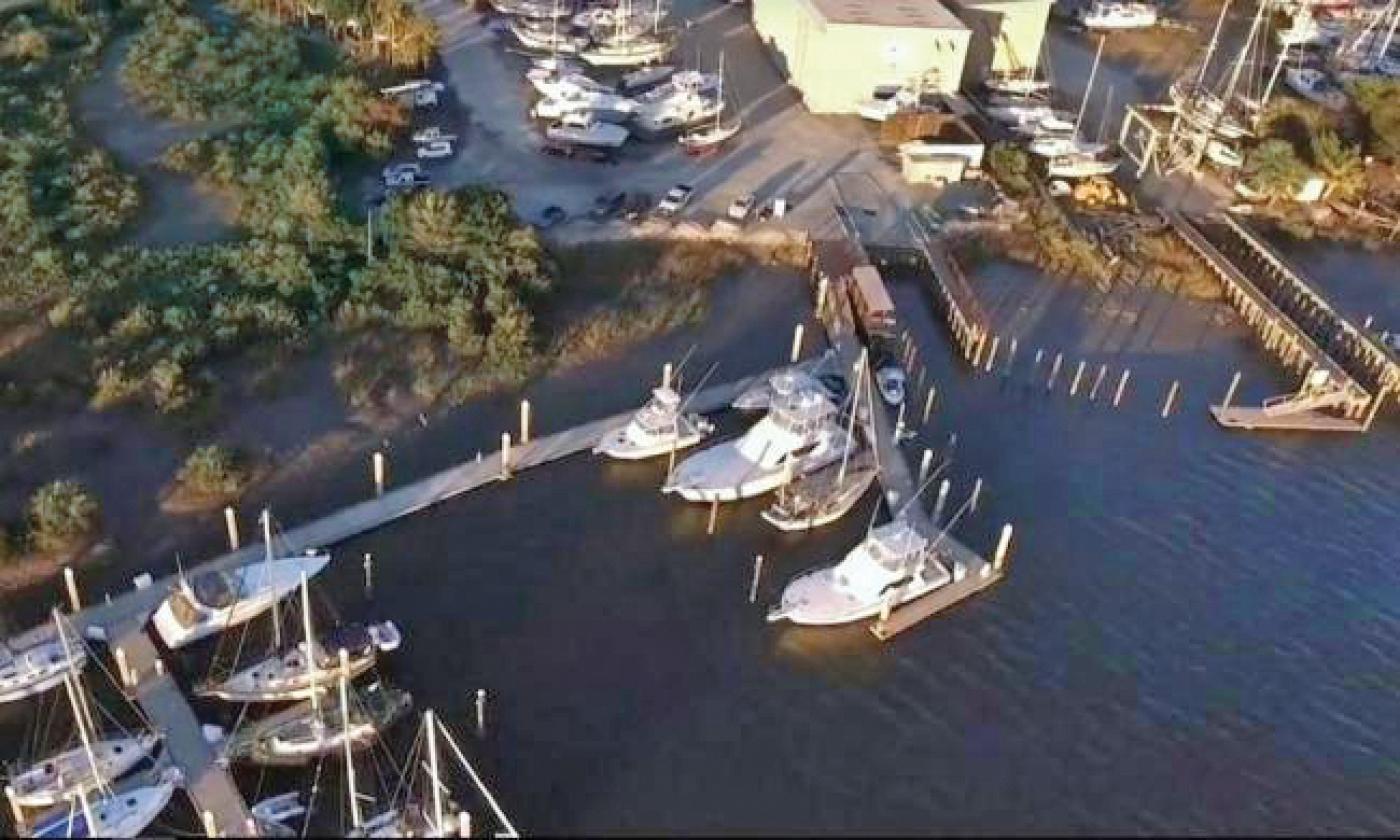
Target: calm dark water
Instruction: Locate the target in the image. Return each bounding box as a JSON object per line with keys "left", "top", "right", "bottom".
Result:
{"left": 3, "top": 246, "right": 1399, "bottom": 835}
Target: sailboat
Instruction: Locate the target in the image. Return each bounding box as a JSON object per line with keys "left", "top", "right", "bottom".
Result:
{"left": 1029, "top": 35, "right": 1112, "bottom": 159}
{"left": 0, "top": 622, "right": 86, "bottom": 705}
{"left": 8, "top": 613, "right": 168, "bottom": 838}
{"left": 151, "top": 510, "right": 330, "bottom": 649}
{"left": 220, "top": 575, "right": 412, "bottom": 767}
{"left": 760, "top": 352, "right": 880, "bottom": 533}
{"left": 579, "top": 0, "right": 673, "bottom": 67}
{"left": 679, "top": 51, "right": 741, "bottom": 153}
{"left": 195, "top": 572, "right": 401, "bottom": 704}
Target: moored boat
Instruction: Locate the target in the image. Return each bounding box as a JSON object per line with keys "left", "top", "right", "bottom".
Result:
{"left": 594, "top": 386, "right": 715, "bottom": 460}
{"left": 25, "top": 769, "right": 179, "bottom": 839}
{"left": 761, "top": 450, "right": 879, "bottom": 533}
{"left": 0, "top": 631, "right": 86, "bottom": 706}
{"left": 150, "top": 550, "right": 331, "bottom": 649}
{"left": 195, "top": 621, "right": 402, "bottom": 704}
{"left": 223, "top": 680, "right": 413, "bottom": 767}
{"left": 8, "top": 733, "right": 160, "bottom": 810}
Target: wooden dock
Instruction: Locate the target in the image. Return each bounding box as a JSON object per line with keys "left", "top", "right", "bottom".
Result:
{"left": 1164, "top": 211, "right": 1391, "bottom": 430}
{"left": 811, "top": 241, "right": 1003, "bottom": 640}
{"left": 30, "top": 370, "right": 773, "bottom": 837}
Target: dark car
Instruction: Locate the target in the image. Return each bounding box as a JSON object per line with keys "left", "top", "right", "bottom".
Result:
{"left": 589, "top": 191, "right": 627, "bottom": 221}
{"left": 535, "top": 205, "right": 567, "bottom": 230}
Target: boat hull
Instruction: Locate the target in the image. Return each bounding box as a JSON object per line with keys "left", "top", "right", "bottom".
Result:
{"left": 767, "top": 566, "right": 952, "bottom": 627}
{"left": 595, "top": 429, "right": 707, "bottom": 461}
{"left": 10, "top": 733, "right": 159, "bottom": 809}
{"left": 151, "top": 552, "right": 331, "bottom": 649}
{"left": 0, "top": 641, "right": 86, "bottom": 706}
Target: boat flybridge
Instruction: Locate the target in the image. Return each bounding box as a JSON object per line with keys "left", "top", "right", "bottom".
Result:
{"left": 0, "top": 626, "right": 86, "bottom": 705}
{"left": 767, "top": 518, "right": 959, "bottom": 627}
{"left": 664, "top": 375, "right": 850, "bottom": 503}
{"left": 594, "top": 386, "right": 715, "bottom": 460}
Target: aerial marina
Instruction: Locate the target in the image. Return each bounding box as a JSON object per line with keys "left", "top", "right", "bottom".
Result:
{"left": 1, "top": 0, "right": 1398, "bottom": 835}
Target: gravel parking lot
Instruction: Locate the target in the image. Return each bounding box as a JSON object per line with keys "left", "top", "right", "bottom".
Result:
{"left": 409, "top": 0, "right": 924, "bottom": 235}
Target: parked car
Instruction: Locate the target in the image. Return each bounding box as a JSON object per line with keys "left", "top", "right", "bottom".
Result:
{"left": 412, "top": 126, "right": 457, "bottom": 144}
{"left": 656, "top": 183, "right": 694, "bottom": 216}
{"left": 382, "top": 162, "right": 423, "bottom": 181}
{"left": 416, "top": 140, "right": 455, "bottom": 159}
{"left": 589, "top": 191, "right": 628, "bottom": 221}
{"left": 727, "top": 194, "right": 757, "bottom": 222}
{"left": 535, "top": 205, "right": 568, "bottom": 230}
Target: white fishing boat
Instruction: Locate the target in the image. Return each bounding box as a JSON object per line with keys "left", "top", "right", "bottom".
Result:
{"left": 595, "top": 386, "right": 715, "bottom": 461}
{"left": 0, "top": 630, "right": 86, "bottom": 705}
{"left": 544, "top": 111, "right": 630, "bottom": 147}
{"left": 767, "top": 518, "right": 957, "bottom": 626}
{"left": 1078, "top": 1, "right": 1158, "bottom": 29}
{"left": 664, "top": 377, "right": 850, "bottom": 503}
{"left": 8, "top": 732, "right": 160, "bottom": 809}
{"left": 1046, "top": 151, "right": 1121, "bottom": 178}
{"left": 580, "top": 34, "right": 673, "bottom": 67}
{"left": 25, "top": 769, "right": 180, "bottom": 839}
{"left": 195, "top": 621, "right": 401, "bottom": 704}
{"left": 1284, "top": 67, "right": 1350, "bottom": 109}
{"left": 150, "top": 540, "right": 330, "bottom": 649}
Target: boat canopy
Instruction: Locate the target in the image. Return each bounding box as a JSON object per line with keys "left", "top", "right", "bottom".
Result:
{"left": 192, "top": 570, "right": 240, "bottom": 608}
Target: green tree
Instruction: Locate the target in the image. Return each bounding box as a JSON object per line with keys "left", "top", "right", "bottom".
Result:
{"left": 988, "top": 143, "right": 1032, "bottom": 196}
{"left": 1245, "top": 140, "right": 1310, "bottom": 205}
{"left": 27, "top": 480, "right": 100, "bottom": 553}
{"left": 1311, "top": 129, "right": 1366, "bottom": 203}
{"left": 1348, "top": 77, "right": 1400, "bottom": 162}
{"left": 175, "top": 445, "right": 250, "bottom": 500}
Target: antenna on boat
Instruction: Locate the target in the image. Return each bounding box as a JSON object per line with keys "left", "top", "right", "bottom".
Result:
{"left": 674, "top": 361, "right": 720, "bottom": 415}
{"left": 426, "top": 709, "right": 445, "bottom": 835}
{"left": 300, "top": 572, "right": 319, "bottom": 721}
{"left": 670, "top": 343, "right": 699, "bottom": 387}
{"left": 835, "top": 347, "right": 867, "bottom": 490}
{"left": 1074, "top": 35, "right": 1105, "bottom": 139}
{"left": 260, "top": 509, "right": 282, "bottom": 649}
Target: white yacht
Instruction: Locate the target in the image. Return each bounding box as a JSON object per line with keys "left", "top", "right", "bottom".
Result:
{"left": 150, "top": 551, "right": 331, "bottom": 649}
{"left": 8, "top": 732, "right": 160, "bottom": 809}
{"left": 664, "top": 377, "right": 850, "bottom": 503}
{"left": 1284, "top": 67, "right": 1350, "bottom": 110}
{"left": 580, "top": 35, "right": 673, "bottom": 67}
{"left": 544, "top": 111, "right": 630, "bottom": 147}
{"left": 26, "top": 769, "right": 179, "bottom": 839}
{"left": 1046, "top": 151, "right": 1121, "bottom": 178}
{"left": 0, "top": 631, "right": 86, "bottom": 705}
{"left": 224, "top": 681, "right": 413, "bottom": 766}
{"left": 531, "top": 86, "right": 638, "bottom": 120}
{"left": 1078, "top": 1, "right": 1158, "bottom": 30}
{"left": 595, "top": 387, "right": 715, "bottom": 461}
{"left": 767, "top": 518, "right": 958, "bottom": 626}
{"left": 196, "top": 621, "right": 402, "bottom": 704}
{"left": 527, "top": 69, "right": 608, "bottom": 99}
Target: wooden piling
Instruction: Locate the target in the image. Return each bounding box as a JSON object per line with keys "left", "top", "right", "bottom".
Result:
{"left": 932, "top": 479, "right": 950, "bottom": 526}
{"left": 749, "top": 555, "right": 764, "bottom": 604}
{"left": 922, "top": 386, "right": 936, "bottom": 424}
{"left": 1088, "top": 364, "right": 1107, "bottom": 401}
{"left": 993, "top": 523, "right": 1014, "bottom": 574}
{"left": 790, "top": 323, "right": 805, "bottom": 364}
{"left": 1363, "top": 385, "right": 1390, "bottom": 432}
{"left": 707, "top": 500, "right": 719, "bottom": 535}
{"left": 1161, "top": 380, "right": 1180, "bottom": 418}
{"left": 223, "top": 506, "right": 239, "bottom": 551}
{"left": 373, "top": 451, "right": 387, "bottom": 497}
{"left": 1113, "top": 369, "right": 1131, "bottom": 407}
{"left": 500, "top": 433, "right": 512, "bottom": 478}
{"left": 919, "top": 448, "right": 933, "bottom": 484}
{"left": 63, "top": 566, "right": 81, "bottom": 612}
{"left": 815, "top": 275, "right": 829, "bottom": 315}
{"left": 1069, "top": 360, "right": 1086, "bottom": 397}
{"left": 968, "top": 477, "right": 983, "bottom": 513}
{"left": 520, "top": 400, "right": 531, "bottom": 445}
{"left": 662, "top": 362, "right": 673, "bottom": 390}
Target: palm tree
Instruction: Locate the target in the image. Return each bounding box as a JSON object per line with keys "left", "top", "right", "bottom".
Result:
{"left": 1311, "top": 129, "right": 1367, "bottom": 204}
{"left": 1245, "top": 139, "right": 1310, "bottom": 205}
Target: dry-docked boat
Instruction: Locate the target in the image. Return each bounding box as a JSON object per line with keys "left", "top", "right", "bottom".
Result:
{"left": 767, "top": 518, "right": 960, "bottom": 626}
{"left": 594, "top": 386, "right": 715, "bottom": 461}
{"left": 544, "top": 111, "right": 630, "bottom": 147}
{"left": 1046, "top": 150, "right": 1122, "bottom": 178}
{"left": 664, "top": 377, "right": 850, "bottom": 503}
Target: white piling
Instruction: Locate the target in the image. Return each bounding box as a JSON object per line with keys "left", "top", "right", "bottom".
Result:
{"left": 1161, "top": 380, "right": 1180, "bottom": 419}
{"left": 1089, "top": 364, "right": 1108, "bottom": 401}
{"left": 373, "top": 451, "right": 386, "bottom": 496}
{"left": 520, "top": 399, "right": 531, "bottom": 445}
{"left": 993, "top": 523, "right": 1014, "bottom": 574}
{"left": 459, "top": 811, "right": 472, "bottom": 838}
{"left": 790, "top": 323, "right": 805, "bottom": 363}
{"left": 1069, "top": 360, "right": 1086, "bottom": 396}
{"left": 202, "top": 810, "right": 218, "bottom": 838}
{"left": 707, "top": 500, "right": 719, "bottom": 535}
{"left": 223, "top": 506, "right": 239, "bottom": 550}
{"left": 816, "top": 275, "right": 829, "bottom": 315}
{"left": 661, "top": 362, "right": 673, "bottom": 390}
{"left": 918, "top": 448, "right": 933, "bottom": 484}
{"left": 475, "top": 688, "right": 487, "bottom": 734}
{"left": 363, "top": 553, "right": 373, "bottom": 597}
{"left": 63, "top": 566, "right": 80, "bottom": 612}
{"left": 1113, "top": 369, "right": 1131, "bottom": 408}
{"left": 500, "top": 433, "right": 512, "bottom": 478}
{"left": 1047, "top": 352, "right": 1064, "bottom": 391}
{"left": 922, "top": 386, "right": 936, "bottom": 424}
{"left": 114, "top": 646, "right": 133, "bottom": 689}
{"left": 968, "top": 477, "right": 983, "bottom": 513}
{"left": 749, "top": 555, "right": 763, "bottom": 604}
{"left": 984, "top": 335, "right": 1000, "bottom": 373}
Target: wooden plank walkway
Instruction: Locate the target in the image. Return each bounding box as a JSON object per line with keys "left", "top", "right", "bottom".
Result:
{"left": 811, "top": 242, "right": 999, "bottom": 640}
{"left": 1163, "top": 212, "right": 1377, "bottom": 424}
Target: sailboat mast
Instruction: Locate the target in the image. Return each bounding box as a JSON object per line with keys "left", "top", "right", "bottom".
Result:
{"left": 75, "top": 785, "right": 97, "bottom": 837}
{"left": 715, "top": 50, "right": 725, "bottom": 131}
{"left": 299, "top": 572, "right": 319, "bottom": 717}
{"left": 53, "top": 612, "right": 103, "bottom": 796}
{"left": 340, "top": 648, "right": 362, "bottom": 830}
{"left": 836, "top": 348, "right": 866, "bottom": 489}
{"left": 1380, "top": 1, "right": 1400, "bottom": 63}
{"left": 427, "top": 710, "right": 445, "bottom": 835}
{"left": 1075, "top": 35, "right": 1105, "bottom": 137}
{"left": 1223, "top": 0, "right": 1270, "bottom": 107}
{"left": 1194, "top": 0, "right": 1233, "bottom": 94}
{"left": 261, "top": 509, "right": 282, "bottom": 649}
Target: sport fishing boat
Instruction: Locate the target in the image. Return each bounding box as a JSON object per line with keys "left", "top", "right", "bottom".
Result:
{"left": 544, "top": 111, "right": 630, "bottom": 147}
{"left": 1078, "top": 1, "right": 1158, "bottom": 29}
{"left": 766, "top": 518, "right": 958, "bottom": 626}
{"left": 0, "top": 631, "right": 86, "bottom": 705}
{"left": 594, "top": 386, "right": 715, "bottom": 461}
{"left": 7, "top": 732, "right": 161, "bottom": 809}
{"left": 223, "top": 680, "right": 413, "bottom": 767}
{"left": 195, "top": 621, "right": 402, "bottom": 704}
{"left": 25, "top": 768, "right": 180, "bottom": 839}
{"left": 150, "top": 550, "right": 331, "bottom": 649}
{"left": 664, "top": 377, "right": 849, "bottom": 503}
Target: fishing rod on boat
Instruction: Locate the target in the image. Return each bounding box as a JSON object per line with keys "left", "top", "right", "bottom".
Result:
{"left": 668, "top": 343, "right": 700, "bottom": 388}
{"left": 673, "top": 361, "right": 720, "bottom": 416}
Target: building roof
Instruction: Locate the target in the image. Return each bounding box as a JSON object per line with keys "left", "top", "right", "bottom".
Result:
{"left": 806, "top": 0, "right": 969, "bottom": 30}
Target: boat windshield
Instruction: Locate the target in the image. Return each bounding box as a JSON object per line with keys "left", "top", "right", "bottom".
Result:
{"left": 191, "top": 570, "right": 240, "bottom": 609}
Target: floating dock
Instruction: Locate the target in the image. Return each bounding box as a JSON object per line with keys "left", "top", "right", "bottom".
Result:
{"left": 1164, "top": 211, "right": 1392, "bottom": 431}
{"left": 811, "top": 238, "right": 1004, "bottom": 641}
